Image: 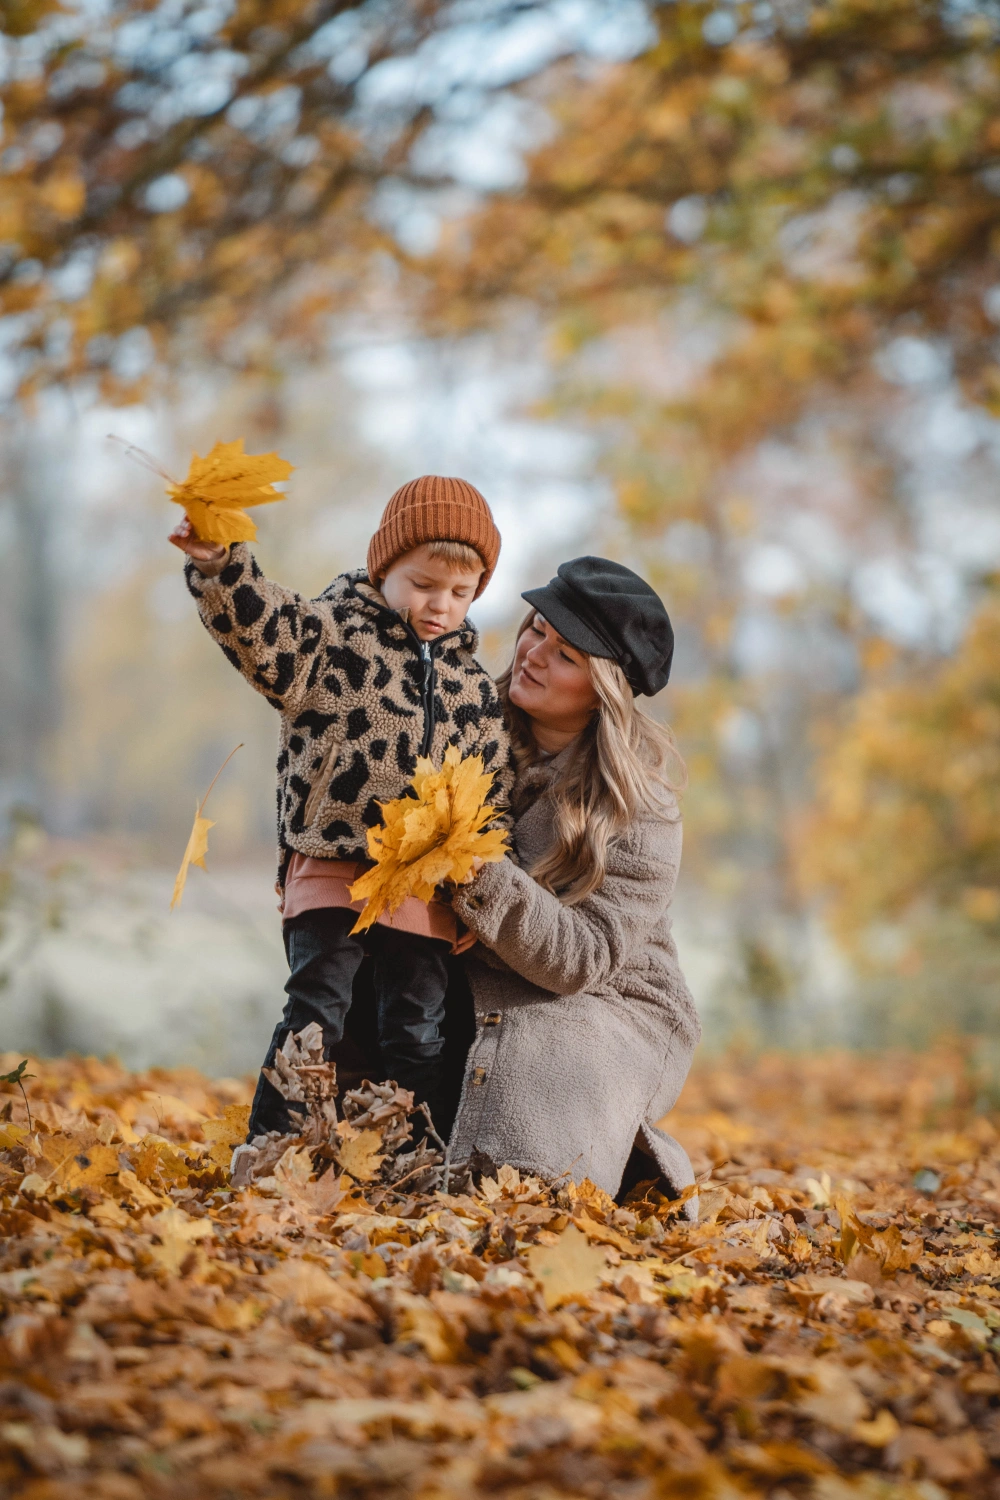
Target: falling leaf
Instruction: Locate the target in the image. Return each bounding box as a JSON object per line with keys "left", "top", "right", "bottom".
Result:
{"left": 171, "top": 806, "right": 215, "bottom": 912}
{"left": 166, "top": 437, "right": 293, "bottom": 545}
{"left": 349, "top": 745, "right": 509, "bottom": 932}
{"left": 170, "top": 743, "right": 242, "bottom": 911}
{"left": 526, "top": 1222, "right": 609, "bottom": 1310}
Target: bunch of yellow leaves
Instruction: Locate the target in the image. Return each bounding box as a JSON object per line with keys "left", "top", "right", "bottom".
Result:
{"left": 348, "top": 745, "right": 509, "bottom": 932}
{"left": 166, "top": 437, "right": 293, "bottom": 544}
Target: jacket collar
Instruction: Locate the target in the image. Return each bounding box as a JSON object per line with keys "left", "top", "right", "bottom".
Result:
{"left": 332, "top": 568, "right": 480, "bottom": 653}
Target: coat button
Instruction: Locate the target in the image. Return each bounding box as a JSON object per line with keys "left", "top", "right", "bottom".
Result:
{"left": 484, "top": 1012, "right": 501, "bottom": 1027}
{"left": 472, "top": 1066, "right": 487, "bottom": 1085}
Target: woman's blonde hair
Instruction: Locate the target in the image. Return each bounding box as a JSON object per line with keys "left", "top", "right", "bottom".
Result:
{"left": 496, "top": 612, "right": 687, "bottom": 905}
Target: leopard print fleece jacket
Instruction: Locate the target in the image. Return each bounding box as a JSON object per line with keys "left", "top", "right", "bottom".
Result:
{"left": 184, "top": 545, "right": 515, "bottom": 887}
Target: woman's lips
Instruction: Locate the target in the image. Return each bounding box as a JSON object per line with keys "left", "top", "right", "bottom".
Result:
{"left": 518, "top": 664, "right": 543, "bottom": 688}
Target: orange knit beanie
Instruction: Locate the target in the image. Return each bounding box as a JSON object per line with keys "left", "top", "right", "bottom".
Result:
{"left": 367, "top": 475, "right": 501, "bottom": 598}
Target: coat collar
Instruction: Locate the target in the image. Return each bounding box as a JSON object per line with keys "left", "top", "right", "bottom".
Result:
{"left": 511, "top": 737, "right": 579, "bottom": 817}
{"left": 326, "top": 568, "right": 480, "bottom": 653}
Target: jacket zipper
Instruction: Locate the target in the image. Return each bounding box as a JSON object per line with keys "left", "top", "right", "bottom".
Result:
{"left": 418, "top": 641, "right": 435, "bottom": 757}
{"left": 346, "top": 580, "right": 464, "bottom": 761}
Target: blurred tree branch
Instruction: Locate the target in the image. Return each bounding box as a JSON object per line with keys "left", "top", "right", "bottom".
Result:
{"left": 0, "top": 0, "right": 450, "bottom": 395}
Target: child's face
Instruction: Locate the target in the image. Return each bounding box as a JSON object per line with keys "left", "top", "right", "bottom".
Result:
{"left": 380, "top": 544, "right": 484, "bottom": 641}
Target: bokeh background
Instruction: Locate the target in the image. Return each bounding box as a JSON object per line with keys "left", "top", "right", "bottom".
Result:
{"left": 3, "top": 0, "right": 1000, "bottom": 1087}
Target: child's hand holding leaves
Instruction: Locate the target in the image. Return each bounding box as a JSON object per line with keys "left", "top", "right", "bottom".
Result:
{"left": 169, "top": 514, "right": 229, "bottom": 574}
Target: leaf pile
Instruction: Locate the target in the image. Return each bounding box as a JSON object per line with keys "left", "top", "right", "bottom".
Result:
{"left": 0, "top": 1044, "right": 997, "bottom": 1499}
{"left": 349, "top": 746, "right": 509, "bottom": 933}
{"left": 166, "top": 438, "right": 292, "bottom": 546}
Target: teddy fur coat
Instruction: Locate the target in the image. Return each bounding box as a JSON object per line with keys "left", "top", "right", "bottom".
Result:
{"left": 184, "top": 545, "right": 514, "bottom": 886}
{"left": 449, "top": 753, "right": 701, "bottom": 1206}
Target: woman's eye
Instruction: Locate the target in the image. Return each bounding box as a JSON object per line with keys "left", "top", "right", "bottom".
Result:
{"left": 559, "top": 650, "right": 575, "bottom": 664}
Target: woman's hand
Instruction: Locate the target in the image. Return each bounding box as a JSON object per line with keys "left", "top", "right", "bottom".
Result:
{"left": 169, "top": 515, "right": 230, "bottom": 576}
{"left": 451, "top": 923, "right": 478, "bottom": 956}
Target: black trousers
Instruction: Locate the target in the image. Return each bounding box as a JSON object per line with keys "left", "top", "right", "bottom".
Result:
{"left": 247, "top": 907, "right": 450, "bottom": 1140}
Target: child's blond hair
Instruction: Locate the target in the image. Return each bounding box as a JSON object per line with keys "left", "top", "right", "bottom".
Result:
{"left": 424, "top": 539, "right": 484, "bottom": 573}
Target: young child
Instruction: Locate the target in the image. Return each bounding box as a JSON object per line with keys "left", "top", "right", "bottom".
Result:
{"left": 171, "top": 475, "right": 513, "bottom": 1141}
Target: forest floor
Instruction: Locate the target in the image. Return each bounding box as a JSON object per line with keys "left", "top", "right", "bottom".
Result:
{"left": 0, "top": 1045, "right": 997, "bottom": 1499}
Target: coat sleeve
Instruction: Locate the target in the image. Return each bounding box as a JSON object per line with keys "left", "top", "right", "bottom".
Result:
{"left": 452, "top": 816, "right": 681, "bottom": 995}
{"left": 183, "top": 543, "right": 330, "bottom": 715}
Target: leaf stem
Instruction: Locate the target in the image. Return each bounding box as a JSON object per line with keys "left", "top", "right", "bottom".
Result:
{"left": 199, "top": 743, "right": 245, "bottom": 816}
{"left": 106, "top": 434, "right": 179, "bottom": 485}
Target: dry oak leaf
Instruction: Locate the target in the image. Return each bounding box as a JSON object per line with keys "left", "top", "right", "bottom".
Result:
{"left": 527, "top": 1222, "right": 610, "bottom": 1310}
{"left": 167, "top": 437, "right": 293, "bottom": 545}
{"left": 349, "top": 744, "right": 509, "bottom": 932}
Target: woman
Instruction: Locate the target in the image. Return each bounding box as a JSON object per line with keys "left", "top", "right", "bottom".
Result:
{"left": 447, "top": 556, "right": 701, "bottom": 1208}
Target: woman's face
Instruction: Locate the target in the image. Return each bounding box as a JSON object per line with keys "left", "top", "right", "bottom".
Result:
{"left": 509, "top": 613, "right": 599, "bottom": 734}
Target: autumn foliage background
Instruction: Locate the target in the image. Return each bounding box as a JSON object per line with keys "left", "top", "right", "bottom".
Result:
{"left": 3, "top": 0, "right": 1000, "bottom": 1079}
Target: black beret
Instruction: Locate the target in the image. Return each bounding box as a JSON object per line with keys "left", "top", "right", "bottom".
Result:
{"left": 522, "top": 556, "right": 674, "bottom": 697}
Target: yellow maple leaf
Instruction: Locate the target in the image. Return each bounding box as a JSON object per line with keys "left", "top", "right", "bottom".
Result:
{"left": 171, "top": 744, "right": 243, "bottom": 910}
{"left": 144, "top": 1206, "right": 214, "bottom": 1275}
{"left": 349, "top": 746, "right": 509, "bottom": 932}
{"left": 202, "top": 1104, "right": 251, "bottom": 1169}
{"left": 55, "top": 1143, "right": 122, "bottom": 1194}
{"left": 166, "top": 437, "right": 293, "bottom": 545}
{"left": 171, "top": 805, "right": 214, "bottom": 912}
{"left": 337, "top": 1126, "right": 386, "bottom": 1183}
{"left": 526, "top": 1223, "right": 609, "bottom": 1311}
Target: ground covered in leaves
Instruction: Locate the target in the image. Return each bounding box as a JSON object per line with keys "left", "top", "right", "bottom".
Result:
{"left": 0, "top": 1046, "right": 997, "bottom": 1500}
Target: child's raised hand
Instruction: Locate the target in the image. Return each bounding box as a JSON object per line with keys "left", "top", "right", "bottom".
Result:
{"left": 169, "top": 514, "right": 229, "bottom": 575}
